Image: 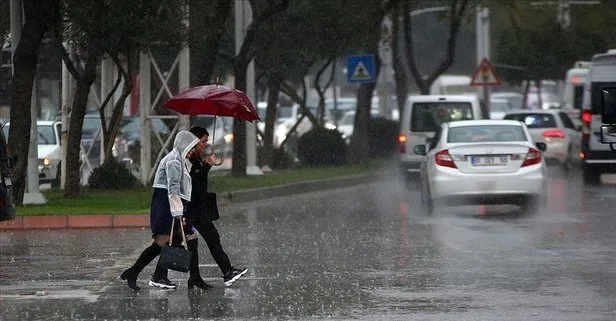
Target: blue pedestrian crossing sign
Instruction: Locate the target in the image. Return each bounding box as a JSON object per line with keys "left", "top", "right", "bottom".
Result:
{"left": 347, "top": 54, "right": 376, "bottom": 83}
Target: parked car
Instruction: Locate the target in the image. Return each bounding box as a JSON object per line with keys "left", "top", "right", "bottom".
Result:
{"left": 504, "top": 109, "right": 581, "bottom": 171}
{"left": 0, "top": 124, "right": 15, "bottom": 221}
{"left": 3, "top": 120, "right": 63, "bottom": 186}
{"left": 413, "top": 119, "right": 548, "bottom": 215}
{"left": 398, "top": 94, "right": 483, "bottom": 183}
{"left": 337, "top": 109, "right": 380, "bottom": 144}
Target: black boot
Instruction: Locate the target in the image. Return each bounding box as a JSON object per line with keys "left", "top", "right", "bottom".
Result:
{"left": 187, "top": 239, "right": 213, "bottom": 290}
{"left": 121, "top": 242, "right": 161, "bottom": 291}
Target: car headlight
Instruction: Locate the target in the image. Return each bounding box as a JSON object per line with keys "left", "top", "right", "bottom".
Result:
{"left": 224, "top": 133, "right": 233, "bottom": 144}
{"left": 324, "top": 122, "right": 337, "bottom": 130}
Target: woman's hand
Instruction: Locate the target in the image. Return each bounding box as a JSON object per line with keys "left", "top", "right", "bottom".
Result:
{"left": 204, "top": 154, "right": 224, "bottom": 166}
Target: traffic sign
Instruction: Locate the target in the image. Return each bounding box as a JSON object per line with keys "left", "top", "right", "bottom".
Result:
{"left": 347, "top": 54, "right": 376, "bottom": 83}
{"left": 470, "top": 57, "right": 502, "bottom": 86}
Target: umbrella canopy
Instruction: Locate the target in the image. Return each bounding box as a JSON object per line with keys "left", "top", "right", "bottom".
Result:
{"left": 163, "top": 85, "right": 260, "bottom": 122}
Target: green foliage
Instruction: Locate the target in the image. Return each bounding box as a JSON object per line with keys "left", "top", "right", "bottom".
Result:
{"left": 297, "top": 127, "right": 347, "bottom": 166}
{"left": 88, "top": 159, "right": 138, "bottom": 190}
{"left": 0, "top": 0, "right": 8, "bottom": 42}
{"left": 493, "top": 1, "right": 611, "bottom": 84}
{"left": 255, "top": 0, "right": 383, "bottom": 83}
{"left": 61, "top": 0, "right": 185, "bottom": 53}
{"left": 369, "top": 117, "right": 398, "bottom": 159}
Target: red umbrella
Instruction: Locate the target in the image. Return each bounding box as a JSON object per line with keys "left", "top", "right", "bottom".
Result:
{"left": 163, "top": 84, "right": 260, "bottom": 166}
{"left": 163, "top": 84, "right": 260, "bottom": 122}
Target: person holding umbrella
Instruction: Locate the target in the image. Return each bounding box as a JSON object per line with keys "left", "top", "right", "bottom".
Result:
{"left": 187, "top": 126, "right": 248, "bottom": 286}
{"left": 120, "top": 130, "right": 206, "bottom": 291}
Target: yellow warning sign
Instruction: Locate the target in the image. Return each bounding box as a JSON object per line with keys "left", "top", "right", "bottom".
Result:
{"left": 471, "top": 57, "right": 502, "bottom": 86}
{"left": 351, "top": 62, "right": 372, "bottom": 81}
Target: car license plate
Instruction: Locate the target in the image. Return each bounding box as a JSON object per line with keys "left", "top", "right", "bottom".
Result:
{"left": 471, "top": 155, "right": 508, "bottom": 166}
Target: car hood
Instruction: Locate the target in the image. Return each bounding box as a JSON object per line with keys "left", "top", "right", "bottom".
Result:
{"left": 38, "top": 145, "right": 61, "bottom": 159}
{"left": 338, "top": 125, "right": 353, "bottom": 136}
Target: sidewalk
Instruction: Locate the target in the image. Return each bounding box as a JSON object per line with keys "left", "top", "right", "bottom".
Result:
{"left": 0, "top": 171, "right": 389, "bottom": 230}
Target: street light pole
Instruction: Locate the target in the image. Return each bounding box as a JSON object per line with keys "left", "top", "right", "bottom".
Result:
{"left": 476, "top": 6, "right": 491, "bottom": 116}
{"left": 235, "top": 0, "right": 262, "bottom": 176}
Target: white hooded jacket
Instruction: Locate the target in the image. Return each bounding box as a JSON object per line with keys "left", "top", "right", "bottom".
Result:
{"left": 152, "top": 131, "right": 199, "bottom": 217}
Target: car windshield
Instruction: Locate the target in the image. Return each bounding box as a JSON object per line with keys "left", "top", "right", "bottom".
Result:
{"left": 448, "top": 125, "right": 527, "bottom": 143}
{"left": 82, "top": 116, "right": 101, "bottom": 137}
{"left": 2, "top": 124, "right": 56, "bottom": 145}
{"left": 504, "top": 113, "right": 557, "bottom": 128}
{"left": 411, "top": 102, "right": 474, "bottom": 132}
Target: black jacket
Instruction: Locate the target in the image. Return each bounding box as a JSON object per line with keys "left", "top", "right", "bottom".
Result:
{"left": 189, "top": 157, "right": 212, "bottom": 204}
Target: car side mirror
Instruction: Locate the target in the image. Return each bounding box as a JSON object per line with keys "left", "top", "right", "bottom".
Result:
{"left": 602, "top": 87, "right": 616, "bottom": 124}
{"left": 600, "top": 125, "right": 616, "bottom": 144}
{"left": 413, "top": 145, "right": 427, "bottom": 156}
{"left": 535, "top": 142, "right": 547, "bottom": 152}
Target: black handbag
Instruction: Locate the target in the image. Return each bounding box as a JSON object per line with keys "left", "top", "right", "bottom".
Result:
{"left": 204, "top": 192, "right": 220, "bottom": 221}
{"left": 157, "top": 217, "right": 191, "bottom": 273}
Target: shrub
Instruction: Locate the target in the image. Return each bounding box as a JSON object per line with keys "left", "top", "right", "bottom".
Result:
{"left": 257, "top": 146, "right": 296, "bottom": 169}
{"left": 88, "top": 159, "right": 138, "bottom": 189}
{"left": 297, "top": 127, "right": 347, "bottom": 166}
{"left": 369, "top": 117, "right": 399, "bottom": 159}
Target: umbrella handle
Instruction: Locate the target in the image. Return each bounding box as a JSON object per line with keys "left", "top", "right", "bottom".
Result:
{"left": 208, "top": 115, "right": 224, "bottom": 166}
{"left": 211, "top": 115, "right": 217, "bottom": 156}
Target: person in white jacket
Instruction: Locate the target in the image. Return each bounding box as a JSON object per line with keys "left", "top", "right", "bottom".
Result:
{"left": 121, "top": 131, "right": 203, "bottom": 291}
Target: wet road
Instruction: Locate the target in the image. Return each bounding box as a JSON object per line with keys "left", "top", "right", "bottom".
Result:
{"left": 1, "top": 166, "right": 616, "bottom": 321}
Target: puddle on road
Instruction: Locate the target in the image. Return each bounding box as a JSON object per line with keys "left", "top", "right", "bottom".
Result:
{"left": 1, "top": 289, "right": 99, "bottom": 302}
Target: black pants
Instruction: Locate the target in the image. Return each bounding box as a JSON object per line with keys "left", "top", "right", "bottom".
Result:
{"left": 186, "top": 214, "right": 232, "bottom": 275}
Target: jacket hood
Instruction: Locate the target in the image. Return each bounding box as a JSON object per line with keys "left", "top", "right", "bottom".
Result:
{"left": 174, "top": 131, "right": 199, "bottom": 158}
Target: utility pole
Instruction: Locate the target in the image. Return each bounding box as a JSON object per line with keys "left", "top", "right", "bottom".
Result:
{"left": 235, "top": 0, "right": 262, "bottom": 176}
{"left": 11, "top": 0, "right": 46, "bottom": 204}
{"left": 476, "top": 6, "right": 490, "bottom": 116}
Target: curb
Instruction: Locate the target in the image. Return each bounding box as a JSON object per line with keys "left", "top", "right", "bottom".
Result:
{"left": 0, "top": 171, "right": 392, "bottom": 230}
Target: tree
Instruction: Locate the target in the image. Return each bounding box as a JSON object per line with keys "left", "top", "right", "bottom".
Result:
{"left": 230, "top": 0, "right": 289, "bottom": 177}
{"left": 392, "top": 2, "right": 409, "bottom": 120}
{"left": 253, "top": 0, "right": 393, "bottom": 165}
{"left": 189, "top": 0, "right": 233, "bottom": 85}
{"left": 0, "top": 1, "right": 8, "bottom": 44}
{"left": 494, "top": 1, "right": 609, "bottom": 86}
{"left": 55, "top": 0, "right": 185, "bottom": 197}
{"left": 402, "top": 0, "right": 473, "bottom": 95}
{"left": 347, "top": 0, "right": 400, "bottom": 164}
{"left": 8, "top": 0, "right": 60, "bottom": 205}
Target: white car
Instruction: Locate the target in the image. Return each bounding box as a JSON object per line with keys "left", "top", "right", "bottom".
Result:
{"left": 337, "top": 109, "right": 379, "bottom": 144}
{"left": 3, "top": 121, "right": 62, "bottom": 186}
{"left": 503, "top": 109, "right": 581, "bottom": 170}
{"left": 413, "top": 120, "right": 548, "bottom": 215}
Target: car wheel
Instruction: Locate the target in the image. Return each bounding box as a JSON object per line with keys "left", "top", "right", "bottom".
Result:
{"left": 582, "top": 165, "right": 601, "bottom": 184}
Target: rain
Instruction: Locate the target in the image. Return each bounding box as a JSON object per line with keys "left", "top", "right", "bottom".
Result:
{"left": 2, "top": 1, "right": 616, "bottom": 320}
